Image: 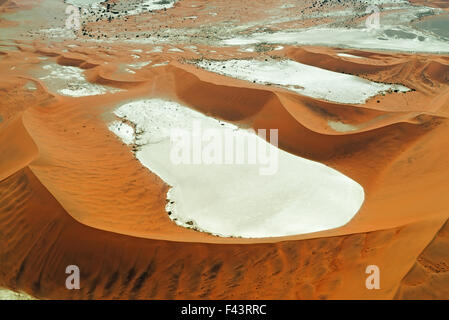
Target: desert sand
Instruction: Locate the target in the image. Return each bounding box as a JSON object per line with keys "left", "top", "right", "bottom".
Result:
{"left": 1, "top": 0, "right": 448, "bottom": 299}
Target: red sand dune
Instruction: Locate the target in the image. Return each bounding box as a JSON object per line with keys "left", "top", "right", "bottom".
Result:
{"left": 409, "top": 0, "right": 449, "bottom": 10}
{"left": 1, "top": 0, "right": 449, "bottom": 299}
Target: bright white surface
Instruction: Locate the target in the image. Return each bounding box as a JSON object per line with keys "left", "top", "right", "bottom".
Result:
{"left": 338, "top": 53, "right": 363, "bottom": 59}
{"left": 196, "top": 59, "right": 409, "bottom": 104}
{"left": 108, "top": 121, "right": 135, "bottom": 145}
{"left": 64, "top": 0, "right": 105, "bottom": 6}
{"left": 38, "top": 63, "right": 122, "bottom": 97}
{"left": 222, "top": 27, "right": 449, "bottom": 53}
{"left": 110, "top": 99, "right": 365, "bottom": 238}
{"left": 141, "top": 0, "right": 179, "bottom": 11}
{"left": 128, "top": 61, "right": 152, "bottom": 69}
{"left": 65, "top": 0, "right": 178, "bottom": 11}
{"left": 168, "top": 47, "right": 184, "bottom": 53}
{"left": 328, "top": 120, "right": 358, "bottom": 132}
{"left": 0, "top": 288, "right": 35, "bottom": 300}
{"left": 124, "top": 0, "right": 179, "bottom": 15}
{"left": 152, "top": 61, "right": 169, "bottom": 67}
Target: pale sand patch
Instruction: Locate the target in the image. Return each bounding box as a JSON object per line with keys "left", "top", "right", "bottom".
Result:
{"left": 0, "top": 288, "right": 35, "bottom": 300}
{"left": 37, "top": 63, "right": 122, "bottom": 97}
{"left": 109, "top": 99, "right": 365, "bottom": 238}
{"left": 328, "top": 120, "right": 358, "bottom": 132}
{"left": 196, "top": 59, "right": 409, "bottom": 104}
{"left": 337, "top": 53, "right": 363, "bottom": 59}
{"left": 124, "top": 0, "right": 180, "bottom": 15}
{"left": 65, "top": 0, "right": 179, "bottom": 13}
{"left": 222, "top": 27, "right": 449, "bottom": 53}
{"left": 108, "top": 121, "right": 135, "bottom": 145}
{"left": 168, "top": 47, "right": 184, "bottom": 53}
{"left": 128, "top": 61, "right": 152, "bottom": 69}
{"left": 152, "top": 61, "right": 169, "bottom": 67}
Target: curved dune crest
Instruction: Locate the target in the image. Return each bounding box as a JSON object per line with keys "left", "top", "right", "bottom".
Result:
{"left": 0, "top": 167, "right": 446, "bottom": 300}
{"left": 0, "top": 44, "right": 445, "bottom": 243}
{"left": 0, "top": 115, "right": 39, "bottom": 181}
{"left": 109, "top": 99, "right": 365, "bottom": 238}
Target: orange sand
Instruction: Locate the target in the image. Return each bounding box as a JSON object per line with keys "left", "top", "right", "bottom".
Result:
{"left": 409, "top": 0, "right": 449, "bottom": 10}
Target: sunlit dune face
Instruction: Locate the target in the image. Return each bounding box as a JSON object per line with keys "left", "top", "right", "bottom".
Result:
{"left": 109, "top": 99, "right": 365, "bottom": 238}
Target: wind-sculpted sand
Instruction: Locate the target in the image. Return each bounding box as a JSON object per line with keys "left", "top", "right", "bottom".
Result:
{"left": 1, "top": 0, "right": 449, "bottom": 299}
{"left": 409, "top": 0, "right": 449, "bottom": 10}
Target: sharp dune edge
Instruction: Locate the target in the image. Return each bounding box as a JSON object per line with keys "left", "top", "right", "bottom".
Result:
{"left": 0, "top": 0, "right": 449, "bottom": 299}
